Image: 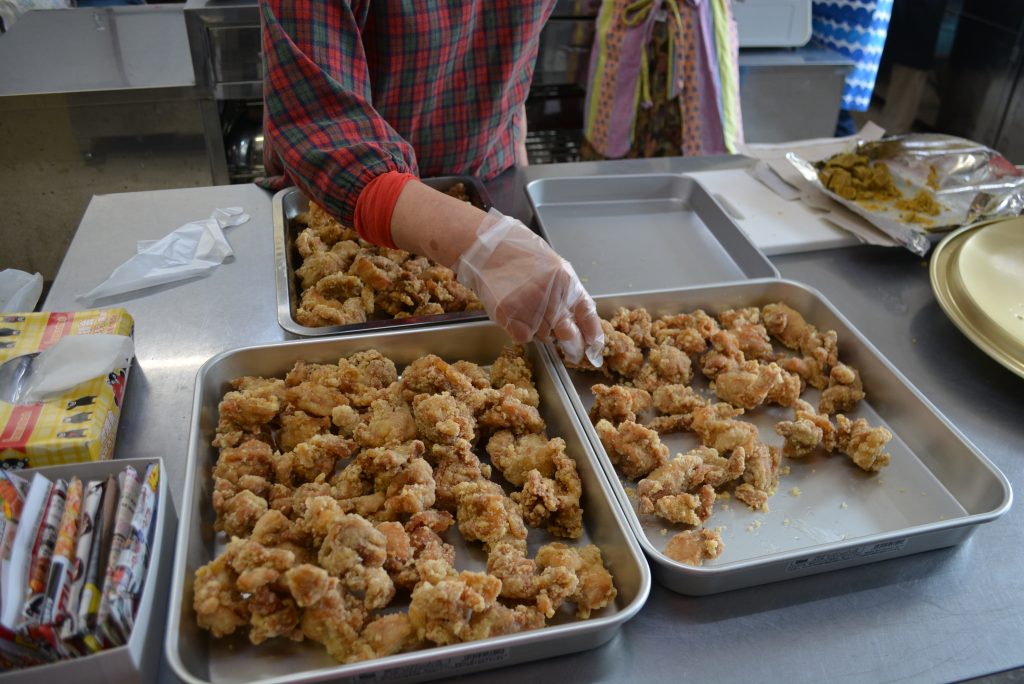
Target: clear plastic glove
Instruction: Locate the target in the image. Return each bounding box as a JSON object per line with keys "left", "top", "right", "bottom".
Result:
{"left": 455, "top": 209, "right": 604, "bottom": 366}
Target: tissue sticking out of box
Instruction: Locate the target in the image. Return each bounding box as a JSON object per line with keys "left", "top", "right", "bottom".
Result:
{"left": 2, "top": 335, "right": 135, "bottom": 405}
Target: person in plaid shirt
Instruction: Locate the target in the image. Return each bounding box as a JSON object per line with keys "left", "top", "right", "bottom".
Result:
{"left": 259, "top": 0, "right": 603, "bottom": 364}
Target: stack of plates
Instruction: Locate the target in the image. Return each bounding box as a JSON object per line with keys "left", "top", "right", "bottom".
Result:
{"left": 930, "top": 218, "right": 1024, "bottom": 378}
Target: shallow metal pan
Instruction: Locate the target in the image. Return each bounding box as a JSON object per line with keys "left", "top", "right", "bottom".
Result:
{"left": 274, "top": 176, "right": 492, "bottom": 337}
{"left": 543, "top": 278, "right": 1012, "bottom": 595}
{"left": 525, "top": 173, "right": 779, "bottom": 296}
{"left": 165, "top": 322, "right": 651, "bottom": 684}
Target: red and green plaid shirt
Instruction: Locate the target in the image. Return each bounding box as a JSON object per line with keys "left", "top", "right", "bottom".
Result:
{"left": 259, "top": 0, "right": 555, "bottom": 226}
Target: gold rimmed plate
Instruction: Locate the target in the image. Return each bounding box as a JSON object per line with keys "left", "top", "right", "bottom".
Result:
{"left": 930, "top": 218, "right": 1024, "bottom": 378}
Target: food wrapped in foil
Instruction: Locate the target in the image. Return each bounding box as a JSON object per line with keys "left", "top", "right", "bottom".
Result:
{"left": 788, "top": 134, "right": 1024, "bottom": 255}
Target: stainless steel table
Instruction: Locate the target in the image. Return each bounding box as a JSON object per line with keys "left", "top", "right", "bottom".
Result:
{"left": 44, "top": 158, "right": 1022, "bottom": 683}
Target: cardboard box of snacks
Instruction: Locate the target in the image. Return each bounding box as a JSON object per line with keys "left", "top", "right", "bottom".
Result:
{"left": 0, "top": 309, "right": 134, "bottom": 468}
{"left": 0, "top": 457, "right": 175, "bottom": 683}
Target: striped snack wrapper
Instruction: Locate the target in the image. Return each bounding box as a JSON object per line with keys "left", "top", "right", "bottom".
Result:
{"left": 40, "top": 477, "right": 82, "bottom": 626}
{"left": 22, "top": 478, "right": 67, "bottom": 627}
{"left": 107, "top": 463, "right": 159, "bottom": 641}
{"left": 94, "top": 466, "right": 140, "bottom": 647}
{"left": 59, "top": 479, "right": 103, "bottom": 643}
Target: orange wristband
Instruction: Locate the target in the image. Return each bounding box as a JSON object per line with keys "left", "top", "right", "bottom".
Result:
{"left": 353, "top": 171, "right": 418, "bottom": 249}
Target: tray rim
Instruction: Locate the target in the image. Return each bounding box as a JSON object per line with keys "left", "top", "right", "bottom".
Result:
{"left": 272, "top": 179, "right": 491, "bottom": 338}
{"left": 523, "top": 171, "right": 781, "bottom": 282}
{"left": 164, "top": 321, "right": 652, "bottom": 684}
{"left": 929, "top": 218, "right": 1024, "bottom": 380}
{"left": 541, "top": 277, "right": 1013, "bottom": 594}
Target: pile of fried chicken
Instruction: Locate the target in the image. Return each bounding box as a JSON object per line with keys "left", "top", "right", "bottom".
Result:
{"left": 194, "top": 345, "right": 616, "bottom": 664}
{"left": 291, "top": 196, "right": 482, "bottom": 327}
{"left": 568, "top": 302, "right": 893, "bottom": 567}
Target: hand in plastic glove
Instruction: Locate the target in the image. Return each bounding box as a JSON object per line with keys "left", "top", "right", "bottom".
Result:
{"left": 455, "top": 209, "right": 604, "bottom": 366}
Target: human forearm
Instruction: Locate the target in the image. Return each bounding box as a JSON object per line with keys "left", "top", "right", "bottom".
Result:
{"left": 389, "top": 180, "right": 487, "bottom": 268}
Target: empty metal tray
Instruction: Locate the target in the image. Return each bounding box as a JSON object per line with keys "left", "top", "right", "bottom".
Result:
{"left": 525, "top": 174, "right": 779, "bottom": 296}
{"left": 543, "top": 279, "right": 1012, "bottom": 595}
{"left": 274, "top": 176, "right": 491, "bottom": 337}
{"left": 166, "top": 322, "right": 651, "bottom": 684}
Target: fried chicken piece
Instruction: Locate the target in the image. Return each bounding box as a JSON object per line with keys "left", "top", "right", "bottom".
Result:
{"left": 283, "top": 563, "right": 333, "bottom": 607}
{"left": 214, "top": 488, "right": 268, "bottom": 538}
{"left": 651, "top": 310, "right": 720, "bottom": 354}
{"left": 633, "top": 343, "right": 693, "bottom": 392}
{"left": 223, "top": 536, "right": 296, "bottom": 594}
{"left": 350, "top": 253, "right": 402, "bottom": 291}
{"left": 407, "top": 559, "right": 503, "bottom": 645}
{"left": 412, "top": 391, "right": 476, "bottom": 445}
{"left": 247, "top": 585, "right": 302, "bottom": 644}
{"left": 595, "top": 419, "right": 669, "bottom": 480}
{"left": 485, "top": 541, "right": 578, "bottom": 618}
{"left": 312, "top": 505, "right": 395, "bottom": 609}
{"left": 395, "top": 510, "right": 457, "bottom": 587}
{"left": 314, "top": 274, "right": 373, "bottom": 317}
{"left": 295, "top": 226, "right": 327, "bottom": 259}
{"left": 490, "top": 345, "right": 540, "bottom": 407}
{"left": 347, "top": 349, "right": 399, "bottom": 389}
{"left": 645, "top": 484, "right": 715, "bottom": 526}
{"left": 383, "top": 456, "right": 436, "bottom": 517}
{"left": 774, "top": 399, "right": 838, "bottom": 458}
{"left": 767, "top": 366, "right": 803, "bottom": 407}
{"left": 193, "top": 555, "right": 249, "bottom": 638}
{"left": 400, "top": 354, "right": 476, "bottom": 401}
{"left": 348, "top": 613, "right": 420, "bottom": 663}
{"left": 476, "top": 384, "right": 545, "bottom": 435}
{"left": 300, "top": 576, "right": 366, "bottom": 662}
{"left": 718, "top": 307, "right": 775, "bottom": 361}
{"left": 213, "top": 438, "right": 274, "bottom": 485}
{"left": 354, "top": 397, "right": 417, "bottom": 448}
{"left": 645, "top": 414, "right": 695, "bottom": 434}
{"left": 836, "top": 414, "right": 892, "bottom": 471}
{"left": 251, "top": 509, "right": 315, "bottom": 563}
{"left": 276, "top": 409, "right": 331, "bottom": 453}
{"left": 609, "top": 307, "right": 656, "bottom": 349}
{"left": 326, "top": 410, "right": 356, "bottom": 442}
{"left": 699, "top": 329, "right": 745, "bottom": 380}
{"left": 218, "top": 386, "right": 282, "bottom": 433}
{"left": 733, "top": 442, "right": 781, "bottom": 511}
{"left": 306, "top": 202, "right": 356, "bottom": 243}
{"left": 284, "top": 380, "right": 350, "bottom": 418}
{"left": 589, "top": 384, "right": 653, "bottom": 424}
{"left": 453, "top": 480, "right": 528, "bottom": 553}
{"left": 269, "top": 478, "right": 332, "bottom": 520}
{"left": 689, "top": 403, "right": 759, "bottom": 454}
{"left": 652, "top": 383, "right": 708, "bottom": 415}
{"left": 598, "top": 320, "right": 644, "bottom": 378}
{"left": 762, "top": 302, "right": 813, "bottom": 351}
{"left": 819, "top": 362, "right": 866, "bottom": 414}
{"left": 485, "top": 430, "right": 563, "bottom": 486}
{"left": 295, "top": 249, "right": 349, "bottom": 291}
{"left": 711, "top": 360, "right": 783, "bottom": 410}
{"left": 535, "top": 543, "right": 616, "bottom": 619}
{"left": 451, "top": 360, "right": 491, "bottom": 389}
{"left": 272, "top": 433, "right": 355, "bottom": 486}
{"left": 511, "top": 448, "right": 583, "bottom": 538}
{"left": 465, "top": 603, "right": 546, "bottom": 640}
{"left": 637, "top": 446, "right": 742, "bottom": 524}
{"left": 663, "top": 528, "right": 724, "bottom": 566}
{"left": 430, "top": 439, "right": 493, "bottom": 511}
{"left": 376, "top": 520, "right": 416, "bottom": 586}
{"left": 296, "top": 289, "right": 369, "bottom": 327}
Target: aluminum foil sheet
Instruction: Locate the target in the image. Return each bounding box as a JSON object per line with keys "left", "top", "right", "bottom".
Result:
{"left": 788, "top": 134, "right": 1024, "bottom": 256}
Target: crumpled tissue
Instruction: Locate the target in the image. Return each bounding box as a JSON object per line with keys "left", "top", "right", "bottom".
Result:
{"left": 14, "top": 334, "right": 135, "bottom": 404}
{"left": 0, "top": 269, "right": 44, "bottom": 313}
{"left": 76, "top": 207, "right": 250, "bottom": 305}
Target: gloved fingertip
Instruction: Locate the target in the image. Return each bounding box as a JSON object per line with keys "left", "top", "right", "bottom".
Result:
{"left": 558, "top": 336, "right": 584, "bottom": 365}
{"left": 585, "top": 341, "right": 604, "bottom": 368}
{"left": 506, "top": 320, "right": 534, "bottom": 344}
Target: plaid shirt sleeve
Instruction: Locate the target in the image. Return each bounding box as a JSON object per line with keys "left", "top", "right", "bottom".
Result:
{"left": 259, "top": 0, "right": 418, "bottom": 227}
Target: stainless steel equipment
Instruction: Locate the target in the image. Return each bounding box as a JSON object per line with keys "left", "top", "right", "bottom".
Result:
{"left": 273, "top": 178, "right": 491, "bottom": 337}
{"left": 544, "top": 280, "right": 1012, "bottom": 594}
{"left": 165, "top": 324, "right": 651, "bottom": 684}
{"left": 525, "top": 173, "right": 779, "bottom": 296}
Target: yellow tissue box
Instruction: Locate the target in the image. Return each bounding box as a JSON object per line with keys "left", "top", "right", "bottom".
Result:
{"left": 0, "top": 309, "right": 134, "bottom": 468}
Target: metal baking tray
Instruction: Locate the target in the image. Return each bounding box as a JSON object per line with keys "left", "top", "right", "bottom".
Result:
{"left": 542, "top": 279, "right": 1012, "bottom": 595}
{"left": 165, "top": 322, "right": 651, "bottom": 684}
{"left": 525, "top": 174, "right": 779, "bottom": 296}
{"left": 273, "top": 176, "right": 492, "bottom": 337}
